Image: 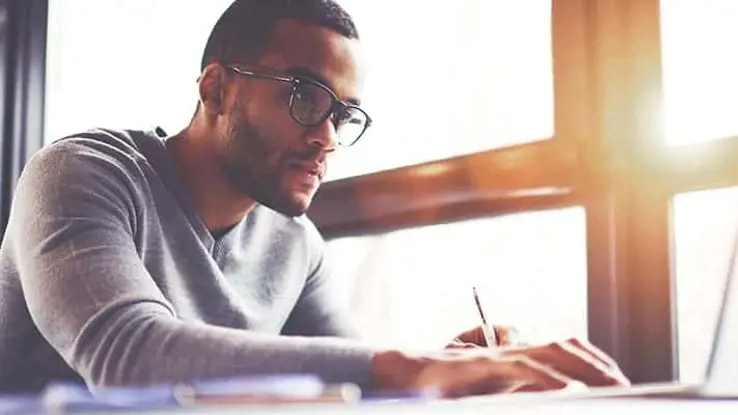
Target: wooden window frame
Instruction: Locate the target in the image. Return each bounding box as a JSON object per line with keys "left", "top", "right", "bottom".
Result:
{"left": 309, "top": 0, "right": 738, "bottom": 383}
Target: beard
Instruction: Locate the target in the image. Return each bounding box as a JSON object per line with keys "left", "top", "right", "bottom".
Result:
{"left": 218, "top": 103, "right": 319, "bottom": 217}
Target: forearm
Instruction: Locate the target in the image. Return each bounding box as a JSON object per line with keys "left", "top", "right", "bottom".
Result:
{"left": 70, "top": 302, "right": 375, "bottom": 390}
{"left": 11, "top": 141, "right": 375, "bottom": 391}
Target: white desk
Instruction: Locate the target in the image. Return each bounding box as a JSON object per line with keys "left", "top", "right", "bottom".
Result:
{"left": 171, "top": 396, "right": 738, "bottom": 414}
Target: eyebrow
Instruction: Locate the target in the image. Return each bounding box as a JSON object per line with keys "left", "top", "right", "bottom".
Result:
{"left": 286, "top": 66, "right": 361, "bottom": 106}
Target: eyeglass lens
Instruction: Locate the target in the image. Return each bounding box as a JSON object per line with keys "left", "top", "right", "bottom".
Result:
{"left": 291, "top": 82, "right": 367, "bottom": 146}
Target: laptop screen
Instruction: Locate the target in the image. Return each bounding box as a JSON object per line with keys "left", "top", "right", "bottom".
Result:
{"left": 704, "top": 228, "right": 738, "bottom": 387}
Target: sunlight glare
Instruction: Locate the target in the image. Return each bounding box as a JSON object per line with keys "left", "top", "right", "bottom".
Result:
{"left": 661, "top": 0, "right": 738, "bottom": 145}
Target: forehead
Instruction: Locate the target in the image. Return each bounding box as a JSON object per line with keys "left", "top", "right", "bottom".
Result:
{"left": 256, "top": 19, "right": 367, "bottom": 101}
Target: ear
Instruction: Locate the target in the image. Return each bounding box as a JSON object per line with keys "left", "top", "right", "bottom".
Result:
{"left": 198, "top": 64, "right": 230, "bottom": 116}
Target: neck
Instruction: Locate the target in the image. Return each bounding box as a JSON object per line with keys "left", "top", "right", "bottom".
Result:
{"left": 165, "top": 125, "right": 257, "bottom": 234}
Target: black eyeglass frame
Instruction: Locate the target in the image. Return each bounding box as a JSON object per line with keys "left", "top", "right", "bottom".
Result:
{"left": 228, "top": 65, "right": 372, "bottom": 147}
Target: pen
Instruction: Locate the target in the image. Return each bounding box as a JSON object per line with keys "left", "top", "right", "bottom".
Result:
{"left": 473, "top": 286, "right": 498, "bottom": 347}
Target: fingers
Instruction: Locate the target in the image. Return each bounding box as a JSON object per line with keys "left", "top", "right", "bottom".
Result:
{"left": 437, "top": 356, "right": 574, "bottom": 399}
{"left": 445, "top": 339, "right": 481, "bottom": 350}
{"left": 496, "top": 356, "right": 573, "bottom": 391}
{"left": 502, "top": 339, "right": 630, "bottom": 387}
{"left": 453, "top": 326, "right": 488, "bottom": 346}
{"left": 566, "top": 338, "right": 627, "bottom": 378}
{"left": 556, "top": 339, "right": 630, "bottom": 385}
{"left": 453, "top": 325, "right": 523, "bottom": 348}
{"left": 495, "top": 325, "right": 525, "bottom": 347}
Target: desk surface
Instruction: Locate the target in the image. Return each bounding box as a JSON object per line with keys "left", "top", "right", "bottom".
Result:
{"left": 5, "top": 384, "right": 737, "bottom": 414}
{"left": 176, "top": 397, "right": 737, "bottom": 415}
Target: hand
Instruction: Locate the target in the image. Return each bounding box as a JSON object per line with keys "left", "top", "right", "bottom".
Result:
{"left": 447, "top": 325, "right": 523, "bottom": 349}
{"left": 372, "top": 338, "right": 629, "bottom": 399}
{"left": 498, "top": 338, "right": 629, "bottom": 387}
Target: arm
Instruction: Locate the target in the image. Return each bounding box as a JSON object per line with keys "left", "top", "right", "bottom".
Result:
{"left": 10, "top": 141, "right": 373, "bottom": 390}
{"left": 11, "top": 140, "right": 629, "bottom": 397}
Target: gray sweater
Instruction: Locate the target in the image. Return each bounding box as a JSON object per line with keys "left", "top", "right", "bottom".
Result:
{"left": 0, "top": 129, "right": 374, "bottom": 393}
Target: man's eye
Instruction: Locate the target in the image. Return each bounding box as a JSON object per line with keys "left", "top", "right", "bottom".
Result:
{"left": 294, "top": 86, "right": 319, "bottom": 104}
{"left": 334, "top": 110, "right": 350, "bottom": 122}
{"left": 335, "top": 109, "right": 363, "bottom": 126}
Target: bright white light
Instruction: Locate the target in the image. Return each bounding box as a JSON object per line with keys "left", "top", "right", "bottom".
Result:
{"left": 45, "top": 0, "right": 233, "bottom": 144}
{"left": 661, "top": 0, "right": 738, "bottom": 145}
{"left": 328, "top": 208, "right": 588, "bottom": 349}
{"left": 330, "top": 0, "right": 553, "bottom": 180}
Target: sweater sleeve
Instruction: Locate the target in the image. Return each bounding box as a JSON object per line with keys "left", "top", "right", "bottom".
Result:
{"left": 9, "top": 140, "right": 374, "bottom": 391}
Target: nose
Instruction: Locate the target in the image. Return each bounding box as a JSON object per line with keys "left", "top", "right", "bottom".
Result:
{"left": 306, "top": 117, "right": 338, "bottom": 152}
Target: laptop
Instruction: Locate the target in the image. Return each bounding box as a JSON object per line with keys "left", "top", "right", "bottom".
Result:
{"left": 462, "top": 228, "right": 738, "bottom": 404}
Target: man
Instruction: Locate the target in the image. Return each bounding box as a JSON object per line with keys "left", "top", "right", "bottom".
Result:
{"left": 0, "top": 0, "right": 628, "bottom": 397}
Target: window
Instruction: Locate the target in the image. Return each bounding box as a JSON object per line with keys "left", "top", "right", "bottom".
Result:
{"left": 44, "top": 0, "right": 233, "bottom": 144}
{"left": 326, "top": 207, "right": 587, "bottom": 349}
{"left": 328, "top": 0, "right": 553, "bottom": 180}
{"left": 673, "top": 186, "right": 738, "bottom": 383}
{"left": 661, "top": 0, "right": 738, "bottom": 145}
{"left": 664, "top": 1, "right": 738, "bottom": 382}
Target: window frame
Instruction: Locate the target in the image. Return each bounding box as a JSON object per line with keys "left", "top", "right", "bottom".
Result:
{"left": 0, "top": 0, "right": 47, "bottom": 236}
{"left": 310, "top": 0, "right": 738, "bottom": 383}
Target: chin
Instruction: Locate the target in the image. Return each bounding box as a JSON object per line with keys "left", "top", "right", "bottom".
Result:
{"left": 261, "top": 194, "right": 312, "bottom": 217}
{"left": 279, "top": 204, "right": 309, "bottom": 217}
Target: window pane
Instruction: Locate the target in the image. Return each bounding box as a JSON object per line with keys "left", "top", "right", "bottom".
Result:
{"left": 661, "top": 1, "right": 738, "bottom": 145}
{"left": 673, "top": 187, "right": 738, "bottom": 382}
{"left": 45, "top": 0, "right": 233, "bottom": 143}
{"left": 326, "top": 208, "right": 587, "bottom": 349}
{"left": 329, "top": 0, "right": 554, "bottom": 180}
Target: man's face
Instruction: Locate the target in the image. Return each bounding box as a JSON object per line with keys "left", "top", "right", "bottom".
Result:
{"left": 217, "top": 19, "right": 367, "bottom": 217}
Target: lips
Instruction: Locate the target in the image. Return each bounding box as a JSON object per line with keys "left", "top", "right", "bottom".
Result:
{"left": 286, "top": 160, "right": 325, "bottom": 180}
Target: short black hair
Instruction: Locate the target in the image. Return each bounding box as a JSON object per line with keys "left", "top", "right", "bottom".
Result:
{"left": 200, "top": 0, "right": 359, "bottom": 71}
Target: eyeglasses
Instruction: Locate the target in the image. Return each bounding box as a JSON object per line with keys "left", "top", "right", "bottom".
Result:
{"left": 228, "top": 65, "right": 372, "bottom": 147}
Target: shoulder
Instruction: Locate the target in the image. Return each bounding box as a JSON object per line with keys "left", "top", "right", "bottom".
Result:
{"left": 41, "top": 128, "right": 157, "bottom": 165}
{"left": 25, "top": 128, "right": 160, "bottom": 185}
{"left": 8, "top": 130, "right": 160, "bottom": 241}
{"left": 19, "top": 129, "right": 164, "bottom": 215}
